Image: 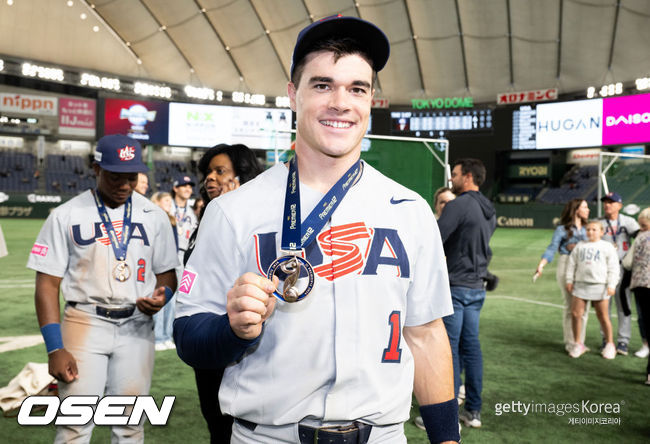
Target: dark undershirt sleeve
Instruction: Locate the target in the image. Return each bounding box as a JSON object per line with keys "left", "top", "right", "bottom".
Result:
{"left": 174, "top": 312, "right": 260, "bottom": 369}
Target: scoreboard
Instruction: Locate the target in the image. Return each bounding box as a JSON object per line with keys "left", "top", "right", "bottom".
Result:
{"left": 390, "top": 109, "right": 492, "bottom": 137}
{"left": 512, "top": 105, "right": 536, "bottom": 150}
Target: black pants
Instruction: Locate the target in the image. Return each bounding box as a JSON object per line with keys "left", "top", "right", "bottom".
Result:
{"left": 633, "top": 287, "right": 650, "bottom": 375}
{"left": 194, "top": 367, "right": 232, "bottom": 443}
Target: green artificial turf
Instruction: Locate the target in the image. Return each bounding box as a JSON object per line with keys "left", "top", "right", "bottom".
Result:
{"left": 0, "top": 219, "right": 647, "bottom": 442}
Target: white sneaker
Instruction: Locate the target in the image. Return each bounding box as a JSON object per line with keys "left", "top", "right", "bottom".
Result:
{"left": 570, "top": 343, "right": 588, "bottom": 358}
{"left": 602, "top": 342, "right": 616, "bottom": 360}
{"left": 163, "top": 339, "right": 176, "bottom": 350}
{"left": 635, "top": 344, "right": 649, "bottom": 359}
{"left": 154, "top": 342, "right": 167, "bottom": 351}
{"left": 459, "top": 409, "right": 481, "bottom": 428}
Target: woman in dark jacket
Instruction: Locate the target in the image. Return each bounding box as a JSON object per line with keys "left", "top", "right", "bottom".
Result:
{"left": 182, "top": 143, "right": 263, "bottom": 443}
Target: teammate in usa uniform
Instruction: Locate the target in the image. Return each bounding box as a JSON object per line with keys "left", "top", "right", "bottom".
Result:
{"left": 175, "top": 16, "right": 459, "bottom": 444}
{"left": 27, "top": 134, "right": 178, "bottom": 443}
{"left": 171, "top": 174, "right": 198, "bottom": 258}
{"left": 599, "top": 191, "right": 640, "bottom": 355}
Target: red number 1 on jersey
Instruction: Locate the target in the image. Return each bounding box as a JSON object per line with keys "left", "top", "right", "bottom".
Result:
{"left": 382, "top": 311, "right": 402, "bottom": 363}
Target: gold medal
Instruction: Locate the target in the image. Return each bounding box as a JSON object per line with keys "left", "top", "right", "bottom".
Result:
{"left": 112, "top": 261, "right": 131, "bottom": 282}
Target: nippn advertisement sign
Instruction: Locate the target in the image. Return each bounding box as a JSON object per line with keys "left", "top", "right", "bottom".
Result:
{"left": 0, "top": 93, "right": 57, "bottom": 116}
{"left": 602, "top": 93, "right": 650, "bottom": 146}
{"left": 536, "top": 99, "right": 602, "bottom": 149}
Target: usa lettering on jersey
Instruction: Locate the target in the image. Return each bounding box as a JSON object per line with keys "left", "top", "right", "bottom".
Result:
{"left": 254, "top": 222, "right": 410, "bottom": 280}
{"left": 71, "top": 221, "right": 150, "bottom": 246}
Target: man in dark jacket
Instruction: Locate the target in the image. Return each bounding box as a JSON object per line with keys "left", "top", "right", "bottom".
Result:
{"left": 438, "top": 158, "right": 496, "bottom": 429}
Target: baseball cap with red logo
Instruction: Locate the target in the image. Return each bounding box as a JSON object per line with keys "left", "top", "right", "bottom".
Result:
{"left": 601, "top": 191, "right": 623, "bottom": 203}
{"left": 173, "top": 174, "right": 195, "bottom": 187}
{"left": 93, "top": 134, "right": 148, "bottom": 173}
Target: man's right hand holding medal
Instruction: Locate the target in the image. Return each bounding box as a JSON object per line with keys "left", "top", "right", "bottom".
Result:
{"left": 227, "top": 273, "right": 279, "bottom": 340}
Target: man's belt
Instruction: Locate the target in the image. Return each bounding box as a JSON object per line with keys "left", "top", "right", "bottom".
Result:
{"left": 68, "top": 302, "right": 135, "bottom": 319}
{"left": 298, "top": 422, "right": 372, "bottom": 444}
{"left": 235, "top": 418, "right": 372, "bottom": 444}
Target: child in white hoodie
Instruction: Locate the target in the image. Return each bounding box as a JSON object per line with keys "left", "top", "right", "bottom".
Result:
{"left": 566, "top": 220, "right": 620, "bottom": 359}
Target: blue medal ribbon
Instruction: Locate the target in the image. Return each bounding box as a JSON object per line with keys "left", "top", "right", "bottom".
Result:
{"left": 92, "top": 189, "right": 132, "bottom": 261}
{"left": 605, "top": 216, "right": 620, "bottom": 244}
{"left": 281, "top": 155, "right": 362, "bottom": 252}
{"left": 269, "top": 155, "right": 362, "bottom": 302}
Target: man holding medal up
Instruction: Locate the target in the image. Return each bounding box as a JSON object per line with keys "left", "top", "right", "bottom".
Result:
{"left": 27, "top": 134, "right": 178, "bottom": 443}
{"left": 175, "top": 15, "right": 459, "bottom": 444}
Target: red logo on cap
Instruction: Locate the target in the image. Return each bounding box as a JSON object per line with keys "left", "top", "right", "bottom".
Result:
{"left": 118, "top": 145, "right": 136, "bottom": 161}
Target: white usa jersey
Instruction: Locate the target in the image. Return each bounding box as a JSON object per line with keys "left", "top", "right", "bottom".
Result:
{"left": 172, "top": 201, "right": 198, "bottom": 252}
{"left": 176, "top": 162, "right": 452, "bottom": 426}
{"left": 27, "top": 190, "right": 179, "bottom": 305}
{"left": 600, "top": 213, "right": 640, "bottom": 260}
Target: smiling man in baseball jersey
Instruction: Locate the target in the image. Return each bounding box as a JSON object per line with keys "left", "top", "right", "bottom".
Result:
{"left": 174, "top": 15, "right": 458, "bottom": 444}
{"left": 27, "top": 134, "right": 178, "bottom": 443}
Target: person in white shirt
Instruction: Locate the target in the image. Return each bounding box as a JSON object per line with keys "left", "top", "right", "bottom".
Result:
{"left": 174, "top": 15, "right": 459, "bottom": 444}
{"left": 171, "top": 174, "right": 198, "bottom": 256}
{"left": 566, "top": 220, "right": 620, "bottom": 359}
{"left": 27, "top": 134, "right": 178, "bottom": 442}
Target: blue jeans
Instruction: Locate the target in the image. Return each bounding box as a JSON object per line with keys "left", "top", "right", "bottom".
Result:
{"left": 154, "top": 299, "right": 175, "bottom": 343}
{"left": 443, "top": 286, "right": 486, "bottom": 412}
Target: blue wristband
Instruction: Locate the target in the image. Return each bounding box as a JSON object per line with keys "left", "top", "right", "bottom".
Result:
{"left": 163, "top": 286, "right": 174, "bottom": 305}
{"left": 40, "top": 323, "right": 64, "bottom": 354}
{"left": 419, "top": 399, "right": 460, "bottom": 443}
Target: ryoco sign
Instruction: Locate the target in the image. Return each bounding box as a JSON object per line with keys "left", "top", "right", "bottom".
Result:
{"left": 411, "top": 97, "right": 474, "bottom": 110}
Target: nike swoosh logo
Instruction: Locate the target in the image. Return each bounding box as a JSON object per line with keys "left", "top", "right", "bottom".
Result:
{"left": 390, "top": 197, "right": 416, "bottom": 205}
{"left": 143, "top": 208, "right": 154, "bottom": 213}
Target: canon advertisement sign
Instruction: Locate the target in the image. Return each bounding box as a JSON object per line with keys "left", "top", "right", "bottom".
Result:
{"left": 522, "top": 93, "right": 650, "bottom": 150}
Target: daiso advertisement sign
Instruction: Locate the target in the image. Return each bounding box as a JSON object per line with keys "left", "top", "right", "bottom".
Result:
{"left": 602, "top": 93, "right": 650, "bottom": 146}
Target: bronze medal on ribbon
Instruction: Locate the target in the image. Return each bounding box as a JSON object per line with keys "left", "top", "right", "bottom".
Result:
{"left": 270, "top": 156, "right": 361, "bottom": 303}
{"left": 266, "top": 253, "right": 315, "bottom": 303}
{"left": 113, "top": 261, "right": 131, "bottom": 282}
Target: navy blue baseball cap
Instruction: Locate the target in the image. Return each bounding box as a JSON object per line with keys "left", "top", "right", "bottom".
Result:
{"left": 94, "top": 134, "right": 148, "bottom": 173}
{"left": 601, "top": 191, "right": 622, "bottom": 203}
{"left": 173, "top": 174, "right": 195, "bottom": 187}
{"left": 290, "top": 15, "right": 390, "bottom": 78}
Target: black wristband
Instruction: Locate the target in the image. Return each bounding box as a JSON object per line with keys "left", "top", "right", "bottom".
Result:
{"left": 419, "top": 398, "right": 460, "bottom": 443}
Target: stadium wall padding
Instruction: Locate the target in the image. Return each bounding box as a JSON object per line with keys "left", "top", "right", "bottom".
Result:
{"left": 360, "top": 138, "right": 445, "bottom": 208}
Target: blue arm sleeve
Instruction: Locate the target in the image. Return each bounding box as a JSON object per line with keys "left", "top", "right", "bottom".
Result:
{"left": 173, "top": 313, "right": 260, "bottom": 369}
{"left": 541, "top": 226, "right": 565, "bottom": 263}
